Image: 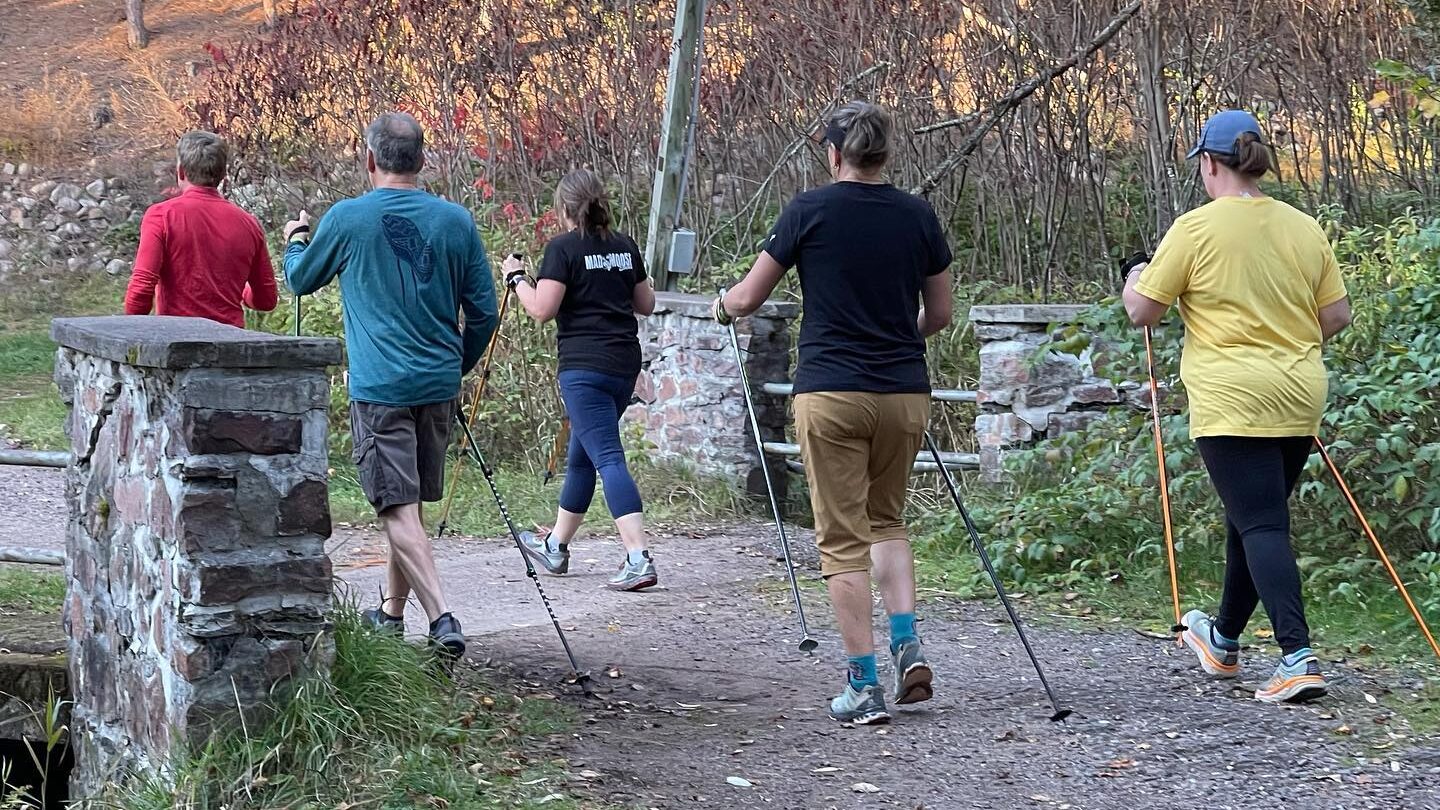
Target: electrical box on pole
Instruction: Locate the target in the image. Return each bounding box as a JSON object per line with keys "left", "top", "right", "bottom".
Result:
{"left": 645, "top": 0, "right": 704, "bottom": 292}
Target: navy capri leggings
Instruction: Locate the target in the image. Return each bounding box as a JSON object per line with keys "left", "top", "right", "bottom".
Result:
{"left": 557, "top": 369, "right": 644, "bottom": 519}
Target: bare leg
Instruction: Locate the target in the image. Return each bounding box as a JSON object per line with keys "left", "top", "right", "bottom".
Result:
{"left": 614, "top": 512, "right": 649, "bottom": 554}
{"left": 870, "top": 538, "right": 916, "bottom": 617}
{"left": 383, "top": 558, "right": 411, "bottom": 618}
{"left": 550, "top": 507, "right": 585, "bottom": 545}
{"left": 379, "top": 503, "right": 449, "bottom": 622}
{"left": 827, "top": 571, "right": 876, "bottom": 656}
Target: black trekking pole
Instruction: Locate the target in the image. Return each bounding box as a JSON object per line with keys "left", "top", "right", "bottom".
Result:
{"left": 453, "top": 411, "right": 595, "bottom": 695}
{"left": 923, "top": 432, "right": 1072, "bottom": 722}
{"left": 722, "top": 291, "right": 818, "bottom": 653}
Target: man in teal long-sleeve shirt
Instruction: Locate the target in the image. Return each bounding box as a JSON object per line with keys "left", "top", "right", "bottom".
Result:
{"left": 284, "top": 112, "right": 497, "bottom": 660}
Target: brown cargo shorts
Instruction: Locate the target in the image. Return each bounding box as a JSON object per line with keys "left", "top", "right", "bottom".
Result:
{"left": 794, "top": 391, "right": 929, "bottom": 577}
{"left": 350, "top": 399, "right": 456, "bottom": 515}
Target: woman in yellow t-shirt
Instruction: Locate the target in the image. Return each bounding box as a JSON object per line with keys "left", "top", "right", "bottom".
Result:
{"left": 1122, "top": 109, "right": 1352, "bottom": 704}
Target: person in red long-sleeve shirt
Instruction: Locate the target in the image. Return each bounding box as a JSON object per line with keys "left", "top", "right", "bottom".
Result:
{"left": 124, "top": 131, "right": 277, "bottom": 328}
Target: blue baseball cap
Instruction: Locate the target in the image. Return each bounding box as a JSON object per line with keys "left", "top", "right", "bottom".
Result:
{"left": 1186, "top": 110, "right": 1264, "bottom": 159}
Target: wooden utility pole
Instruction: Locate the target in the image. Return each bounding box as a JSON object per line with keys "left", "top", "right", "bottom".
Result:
{"left": 125, "top": 0, "right": 150, "bottom": 49}
{"left": 644, "top": 0, "right": 704, "bottom": 291}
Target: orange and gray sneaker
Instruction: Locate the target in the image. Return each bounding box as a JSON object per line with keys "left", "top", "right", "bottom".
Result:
{"left": 1180, "top": 609, "right": 1240, "bottom": 678}
{"left": 1255, "top": 648, "right": 1328, "bottom": 704}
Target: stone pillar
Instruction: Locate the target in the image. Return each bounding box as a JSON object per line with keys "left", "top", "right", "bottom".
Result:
{"left": 50, "top": 316, "right": 342, "bottom": 797}
{"left": 628, "top": 292, "right": 799, "bottom": 500}
{"left": 971, "top": 304, "right": 1155, "bottom": 481}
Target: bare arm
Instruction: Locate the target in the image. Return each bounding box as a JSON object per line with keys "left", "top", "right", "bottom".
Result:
{"left": 918, "top": 270, "right": 954, "bottom": 338}
{"left": 633, "top": 278, "right": 656, "bottom": 316}
{"left": 514, "top": 278, "right": 566, "bottom": 323}
{"left": 721, "top": 251, "right": 787, "bottom": 317}
{"left": 1319, "top": 296, "right": 1351, "bottom": 342}
{"left": 1123, "top": 265, "right": 1169, "bottom": 327}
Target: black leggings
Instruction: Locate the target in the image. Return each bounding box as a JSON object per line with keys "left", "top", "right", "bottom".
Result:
{"left": 1195, "top": 435, "right": 1314, "bottom": 655}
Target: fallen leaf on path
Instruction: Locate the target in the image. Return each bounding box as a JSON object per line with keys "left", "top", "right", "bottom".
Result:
{"left": 1105, "top": 758, "right": 1135, "bottom": 769}
{"left": 1313, "top": 774, "right": 1342, "bottom": 783}
{"left": 1028, "top": 795, "right": 1054, "bottom": 804}
{"left": 850, "top": 782, "right": 881, "bottom": 793}
{"left": 578, "top": 770, "right": 601, "bottom": 780}
{"left": 1335, "top": 725, "right": 1354, "bottom": 735}
{"left": 812, "top": 766, "right": 842, "bottom": 773}
{"left": 1364, "top": 693, "right": 1378, "bottom": 704}
{"left": 606, "top": 667, "right": 623, "bottom": 678}
{"left": 726, "top": 776, "right": 753, "bottom": 788}
{"left": 537, "top": 795, "right": 565, "bottom": 804}
{"left": 1354, "top": 774, "right": 1374, "bottom": 784}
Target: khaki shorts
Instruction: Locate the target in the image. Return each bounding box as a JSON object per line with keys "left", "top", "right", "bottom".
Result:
{"left": 350, "top": 399, "right": 456, "bottom": 515}
{"left": 794, "top": 391, "right": 928, "bottom": 577}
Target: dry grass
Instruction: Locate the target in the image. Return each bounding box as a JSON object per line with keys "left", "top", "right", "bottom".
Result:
{"left": 0, "top": 70, "right": 97, "bottom": 164}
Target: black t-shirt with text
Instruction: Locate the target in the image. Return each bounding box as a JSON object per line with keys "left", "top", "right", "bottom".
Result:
{"left": 539, "top": 229, "right": 648, "bottom": 376}
{"left": 765, "top": 181, "right": 953, "bottom": 394}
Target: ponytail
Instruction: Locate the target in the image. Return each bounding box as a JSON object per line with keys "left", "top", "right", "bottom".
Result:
{"left": 554, "top": 169, "right": 613, "bottom": 238}
{"left": 1217, "top": 132, "right": 1276, "bottom": 178}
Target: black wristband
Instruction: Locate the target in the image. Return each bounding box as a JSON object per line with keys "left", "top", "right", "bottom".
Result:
{"left": 288, "top": 224, "right": 311, "bottom": 243}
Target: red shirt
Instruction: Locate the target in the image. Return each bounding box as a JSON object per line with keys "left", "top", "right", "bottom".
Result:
{"left": 124, "top": 185, "right": 278, "bottom": 328}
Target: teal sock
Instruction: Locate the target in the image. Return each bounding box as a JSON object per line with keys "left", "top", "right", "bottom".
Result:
{"left": 846, "top": 654, "right": 879, "bottom": 690}
{"left": 1283, "top": 647, "right": 1314, "bottom": 668}
{"left": 889, "top": 612, "right": 918, "bottom": 653}
{"left": 1210, "top": 627, "right": 1239, "bottom": 649}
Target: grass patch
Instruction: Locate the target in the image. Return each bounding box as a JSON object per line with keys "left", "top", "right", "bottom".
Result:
{"left": 107, "top": 606, "right": 580, "bottom": 809}
{"left": 0, "top": 271, "right": 126, "bottom": 449}
{"left": 0, "top": 568, "right": 65, "bottom": 613}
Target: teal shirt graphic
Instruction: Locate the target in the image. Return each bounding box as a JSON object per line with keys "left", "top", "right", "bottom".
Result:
{"left": 284, "top": 188, "right": 497, "bottom": 406}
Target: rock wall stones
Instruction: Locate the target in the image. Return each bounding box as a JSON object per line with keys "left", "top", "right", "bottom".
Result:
{"left": 0, "top": 163, "right": 141, "bottom": 281}
{"left": 51, "top": 316, "right": 342, "bottom": 798}
{"left": 628, "top": 293, "right": 798, "bottom": 500}
{"left": 972, "top": 304, "right": 1156, "bottom": 481}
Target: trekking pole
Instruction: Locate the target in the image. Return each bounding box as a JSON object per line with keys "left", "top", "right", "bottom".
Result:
{"left": 453, "top": 410, "right": 595, "bottom": 693}
{"left": 433, "top": 279, "right": 515, "bottom": 539}
{"left": 723, "top": 294, "right": 818, "bottom": 653}
{"left": 1144, "top": 324, "right": 1186, "bottom": 639}
{"left": 923, "top": 431, "right": 1072, "bottom": 722}
{"left": 1314, "top": 438, "right": 1440, "bottom": 661}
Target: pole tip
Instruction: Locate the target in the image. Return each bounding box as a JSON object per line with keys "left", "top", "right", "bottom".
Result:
{"left": 1049, "top": 709, "right": 1074, "bottom": 723}
{"left": 799, "top": 638, "right": 819, "bottom": 653}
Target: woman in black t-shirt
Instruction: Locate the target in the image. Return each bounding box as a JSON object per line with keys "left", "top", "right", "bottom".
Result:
{"left": 717, "top": 101, "right": 955, "bottom": 725}
{"left": 503, "top": 169, "right": 660, "bottom": 591}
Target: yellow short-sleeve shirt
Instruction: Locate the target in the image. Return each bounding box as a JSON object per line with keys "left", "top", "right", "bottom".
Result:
{"left": 1135, "top": 196, "right": 1347, "bottom": 439}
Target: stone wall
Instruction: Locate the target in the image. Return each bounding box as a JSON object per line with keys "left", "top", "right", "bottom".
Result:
{"left": 51, "top": 316, "right": 342, "bottom": 798}
{"left": 628, "top": 292, "right": 798, "bottom": 499}
{"left": 1, "top": 163, "right": 142, "bottom": 281}
{"left": 972, "top": 304, "right": 1156, "bottom": 481}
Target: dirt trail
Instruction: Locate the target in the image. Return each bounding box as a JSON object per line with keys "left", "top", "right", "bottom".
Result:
{"left": 334, "top": 526, "right": 1440, "bottom": 810}
{"left": 4, "top": 464, "right": 1438, "bottom": 809}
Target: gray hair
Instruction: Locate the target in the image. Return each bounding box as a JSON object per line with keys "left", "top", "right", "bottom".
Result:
{"left": 828, "top": 101, "right": 894, "bottom": 172}
{"left": 176, "top": 131, "right": 228, "bottom": 187}
{"left": 364, "top": 112, "right": 424, "bottom": 174}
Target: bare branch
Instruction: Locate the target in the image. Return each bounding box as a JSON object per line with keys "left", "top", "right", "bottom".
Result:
{"left": 909, "top": 0, "right": 1143, "bottom": 197}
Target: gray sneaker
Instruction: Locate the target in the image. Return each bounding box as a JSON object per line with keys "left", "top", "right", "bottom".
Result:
{"left": 830, "top": 682, "right": 891, "bottom": 725}
{"left": 891, "top": 640, "right": 934, "bottom": 705}
{"left": 606, "top": 551, "right": 658, "bottom": 591}
{"left": 519, "top": 530, "right": 570, "bottom": 575}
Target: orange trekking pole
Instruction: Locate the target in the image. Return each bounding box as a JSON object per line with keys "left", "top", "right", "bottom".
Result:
{"left": 1125, "top": 250, "right": 1186, "bottom": 640}
{"left": 433, "top": 267, "right": 515, "bottom": 540}
{"left": 1314, "top": 439, "right": 1440, "bottom": 661}
{"left": 1144, "top": 324, "right": 1186, "bottom": 639}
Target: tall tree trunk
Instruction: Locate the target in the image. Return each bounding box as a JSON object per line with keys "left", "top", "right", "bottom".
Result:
{"left": 126, "top": 0, "right": 150, "bottom": 49}
{"left": 1136, "top": 18, "right": 1177, "bottom": 241}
